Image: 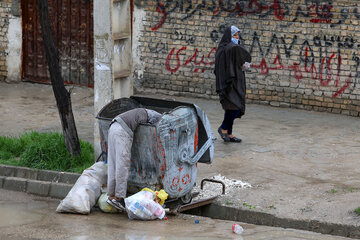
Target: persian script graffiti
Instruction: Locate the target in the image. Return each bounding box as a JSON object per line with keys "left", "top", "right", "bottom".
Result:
{"left": 163, "top": 32, "right": 360, "bottom": 98}
{"left": 152, "top": 0, "right": 360, "bottom": 31}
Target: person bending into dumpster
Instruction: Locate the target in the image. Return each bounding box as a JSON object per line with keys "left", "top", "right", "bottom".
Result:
{"left": 214, "top": 25, "right": 251, "bottom": 143}
{"left": 106, "top": 108, "right": 162, "bottom": 211}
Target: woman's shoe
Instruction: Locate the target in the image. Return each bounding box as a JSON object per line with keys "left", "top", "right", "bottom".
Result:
{"left": 229, "top": 136, "right": 242, "bottom": 143}
{"left": 218, "top": 127, "right": 230, "bottom": 142}
{"left": 107, "top": 197, "right": 126, "bottom": 211}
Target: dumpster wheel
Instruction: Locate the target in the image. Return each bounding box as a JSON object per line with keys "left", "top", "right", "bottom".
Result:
{"left": 180, "top": 192, "right": 193, "bottom": 204}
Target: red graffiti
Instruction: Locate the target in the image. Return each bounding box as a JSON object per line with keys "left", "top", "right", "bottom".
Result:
{"left": 215, "top": 0, "right": 284, "bottom": 21}
{"left": 157, "top": 134, "right": 166, "bottom": 175}
{"left": 153, "top": 1, "right": 284, "bottom": 31}
{"left": 181, "top": 174, "right": 191, "bottom": 185}
{"left": 194, "top": 122, "right": 198, "bottom": 153}
{"left": 309, "top": 4, "right": 333, "bottom": 23}
{"left": 166, "top": 47, "right": 216, "bottom": 73}
{"left": 152, "top": 2, "right": 166, "bottom": 31}
{"left": 170, "top": 177, "right": 180, "bottom": 190}
{"left": 252, "top": 49, "right": 352, "bottom": 98}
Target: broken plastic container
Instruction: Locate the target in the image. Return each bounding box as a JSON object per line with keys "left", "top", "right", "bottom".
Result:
{"left": 96, "top": 96, "right": 214, "bottom": 200}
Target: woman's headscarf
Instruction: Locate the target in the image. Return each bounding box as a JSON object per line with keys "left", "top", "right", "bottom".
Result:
{"left": 230, "top": 26, "right": 240, "bottom": 45}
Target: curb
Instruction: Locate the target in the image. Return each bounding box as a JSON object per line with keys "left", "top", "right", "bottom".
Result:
{"left": 0, "top": 164, "right": 78, "bottom": 199}
{"left": 185, "top": 204, "right": 360, "bottom": 239}
{"left": 1, "top": 164, "right": 359, "bottom": 239}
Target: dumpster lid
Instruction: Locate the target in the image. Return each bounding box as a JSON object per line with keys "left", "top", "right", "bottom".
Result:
{"left": 130, "top": 96, "right": 214, "bottom": 164}
{"left": 96, "top": 96, "right": 214, "bottom": 164}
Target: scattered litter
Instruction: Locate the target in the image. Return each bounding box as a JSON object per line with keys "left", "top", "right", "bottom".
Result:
{"left": 193, "top": 174, "right": 251, "bottom": 199}
{"left": 125, "top": 188, "right": 168, "bottom": 220}
{"left": 232, "top": 223, "right": 244, "bottom": 234}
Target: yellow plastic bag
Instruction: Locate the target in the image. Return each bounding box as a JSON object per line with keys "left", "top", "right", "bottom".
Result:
{"left": 141, "top": 188, "right": 168, "bottom": 205}
{"left": 97, "top": 193, "right": 119, "bottom": 213}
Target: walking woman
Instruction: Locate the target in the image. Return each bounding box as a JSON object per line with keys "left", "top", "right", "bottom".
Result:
{"left": 214, "top": 26, "right": 251, "bottom": 143}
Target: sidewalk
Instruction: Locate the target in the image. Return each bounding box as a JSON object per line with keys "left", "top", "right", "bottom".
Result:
{"left": 1, "top": 81, "right": 359, "bottom": 237}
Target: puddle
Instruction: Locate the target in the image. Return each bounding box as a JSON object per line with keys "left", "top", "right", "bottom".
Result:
{"left": 0, "top": 203, "right": 43, "bottom": 227}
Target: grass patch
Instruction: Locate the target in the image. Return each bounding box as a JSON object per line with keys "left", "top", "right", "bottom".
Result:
{"left": 355, "top": 207, "right": 360, "bottom": 216}
{"left": 0, "top": 132, "right": 94, "bottom": 173}
{"left": 326, "top": 189, "right": 337, "bottom": 194}
{"left": 243, "top": 202, "right": 256, "bottom": 209}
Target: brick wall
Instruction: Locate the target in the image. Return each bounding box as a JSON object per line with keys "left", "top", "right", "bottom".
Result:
{"left": 0, "top": 0, "right": 11, "bottom": 81}
{"left": 134, "top": 0, "right": 360, "bottom": 117}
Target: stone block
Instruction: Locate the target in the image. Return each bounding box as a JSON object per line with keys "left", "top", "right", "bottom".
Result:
{"left": 37, "top": 170, "right": 62, "bottom": 183}
{"left": 0, "top": 176, "right": 4, "bottom": 188}
{"left": 15, "top": 166, "right": 38, "bottom": 180}
{"left": 59, "top": 172, "right": 80, "bottom": 185}
{"left": 49, "top": 182, "right": 73, "bottom": 199}
{"left": 27, "top": 180, "right": 50, "bottom": 196}
{"left": 0, "top": 164, "right": 16, "bottom": 177}
{"left": 3, "top": 177, "right": 27, "bottom": 192}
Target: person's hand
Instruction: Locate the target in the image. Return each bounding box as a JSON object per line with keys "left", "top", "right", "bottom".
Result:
{"left": 242, "top": 62, "right": 251, "bottom": 70}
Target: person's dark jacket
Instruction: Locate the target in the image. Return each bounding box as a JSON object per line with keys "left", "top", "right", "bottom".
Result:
{"left": 214, "top": 26, "right": 251, "bottom": 115}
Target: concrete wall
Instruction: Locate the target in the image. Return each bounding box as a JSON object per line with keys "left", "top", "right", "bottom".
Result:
{"left": 0, "top": 0, "right": 21, "bottom": 82}
{"left": 94, "top": 0, "right": 113, "bottom": 158}
{"left": 93, "top": 0, "right": 133, "bottom": 158}
{"left": 6, "top": 17, "right": 21, "bottom": 82}
{"left": 133, "top": 0, "right": 360, "bottom": 117}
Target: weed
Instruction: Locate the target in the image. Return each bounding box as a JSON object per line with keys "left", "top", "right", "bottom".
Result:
{"left": 300, "top": 206, "right": 312, "bottom": 213}
{"left": 0, "top": 132, "right": 94, "bottom": 173}
{"left": 355, "top": 207, "right": 360, "bottom": 216}
{"left": 326, "top": 189, "right": 337, "bottom": 194}
{"left": 243, "top": 202, "right": 255, "bottom": 209}
{"left": 225, "top": 201, "right": 234, "bottom": 205}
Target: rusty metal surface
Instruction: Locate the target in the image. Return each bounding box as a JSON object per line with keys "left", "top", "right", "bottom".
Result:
{"left": 22, "top": 0, "right": 93, "bottom": 87}
{"left": 177, "top": 196, "right": 218, "bottom": 213}
{"left": 201, "top": 178, "right": 226, "bottom": 195}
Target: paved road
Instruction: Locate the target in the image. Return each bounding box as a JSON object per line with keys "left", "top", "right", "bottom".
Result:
{"left": 0, "top": 82, "right": 359, "bottom": 237}
{"left": 0, "top": 189, "right": 353, "bottom": 240}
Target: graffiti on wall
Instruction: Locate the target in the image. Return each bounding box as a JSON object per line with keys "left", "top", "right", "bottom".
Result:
{"left": 249, "top": 32, "right": 358, "bottom": 98}
{"left": 152, "top": 0, "right": 360, "bottom": 31}
{"left": 144, "top": 0, "right": 360, "bottom": 98}
{"left": 160, "top": 30, "right": 359, "bottom": 98}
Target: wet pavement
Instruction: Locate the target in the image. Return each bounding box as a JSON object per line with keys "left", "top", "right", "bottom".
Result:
{"left": 0, "top": 189, "right": 353, "bottom": 240}
{"left": 0, "top": 81, "right": 360, "bottom": 237}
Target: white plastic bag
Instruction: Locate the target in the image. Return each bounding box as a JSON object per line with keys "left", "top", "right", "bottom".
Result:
{"left": 125, "top": 191, "right": 165, "bottom": 220}
{"left": 56, "top": 162, "right": 107, "bottom": 214}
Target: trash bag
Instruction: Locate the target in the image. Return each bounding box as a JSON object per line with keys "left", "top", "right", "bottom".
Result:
{"left": 125, "top": 190, "right": 166, "bottom": 220}
{"left": 56, "top": 162, "right": 107, "bottom": 214}
{"left": 98, "top": 192, "right": 119, "bottom": 213}
{"left": 141, "top": 188, "right": 168, "bottom": 205}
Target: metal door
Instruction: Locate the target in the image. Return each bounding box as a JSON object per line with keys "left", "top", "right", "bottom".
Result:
{"left": 22, "top": 0, "right": 94, "bottom": 87}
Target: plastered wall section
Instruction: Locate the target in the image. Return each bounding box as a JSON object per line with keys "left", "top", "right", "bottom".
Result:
{"left": 94, "top": 0, "right": 113, "bottom": 158}
{"left": 0, "top": 0, "right": 21, "bottom": 82}
{"left": 0, "top": 1, "right": 11, "bottom": 81}
{"left": 133, "top": 0, "right": 360, "bottom": 117}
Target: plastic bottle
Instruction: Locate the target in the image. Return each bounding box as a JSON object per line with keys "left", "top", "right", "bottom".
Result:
{"left": 232, "top": 224, "right": 244, "bottom": 234}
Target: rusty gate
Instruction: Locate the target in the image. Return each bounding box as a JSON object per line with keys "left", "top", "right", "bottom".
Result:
{"left": 21, "top": 0, "right": 94, "bottom": 87}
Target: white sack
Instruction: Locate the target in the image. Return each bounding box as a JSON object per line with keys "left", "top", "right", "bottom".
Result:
{"left": 56, "top": 162, "right": 107, "bottom": 214}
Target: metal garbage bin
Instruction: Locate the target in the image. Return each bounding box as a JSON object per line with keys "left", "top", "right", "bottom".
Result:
{"left": 96, "top": 96, "right": 214, "bottom": 200}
